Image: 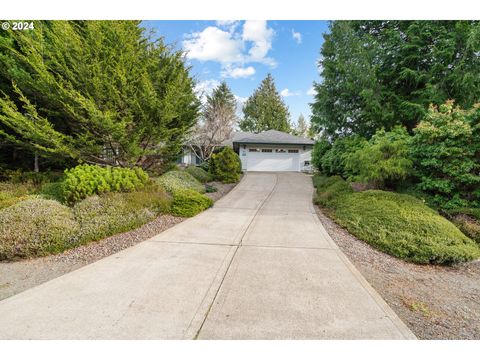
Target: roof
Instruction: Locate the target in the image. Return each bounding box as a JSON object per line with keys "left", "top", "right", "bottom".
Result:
{"left": 221, "top": 131, "right": 253, "bottom": 147}
{"left": 231, "top": 129, "right": 315, "bottom": 146}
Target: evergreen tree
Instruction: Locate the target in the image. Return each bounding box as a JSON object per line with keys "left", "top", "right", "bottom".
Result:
{"left": 239, "top": 74, "right": 291, "bottom": 133}
{"left": 0, "top": 21, "right": 200, "bottom": 170}
{"left": 311, "top": 20, "right": 480, "bottom": 139}
{"left": 293, "top": 114, "right": 308, "bottom": 137}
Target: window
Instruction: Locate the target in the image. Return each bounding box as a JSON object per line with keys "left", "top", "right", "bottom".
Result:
{"left": 261, "top": 149, "right": 273, "bottom": 153}
{"left": 288, "top": 149, "right": 299, "bottom": 153}
{"left": 249, "top": 148, "right": 258, "bottom": 152}
{"left": 275, "top": 149, "right": 286, "bottom": 153}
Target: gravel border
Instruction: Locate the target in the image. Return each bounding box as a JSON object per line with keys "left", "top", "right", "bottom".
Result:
{"left": 0, "top": 181, "right": 239, "bottom": 301}
{"left": 314, "top": 205, "right": 480, "bottom": 339}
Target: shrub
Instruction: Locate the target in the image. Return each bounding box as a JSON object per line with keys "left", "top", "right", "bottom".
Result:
{"left": 72, "top": 188, "right": 169, "bottom": 244}
{"left": 313, "top": 175, "right": 353, "bottom": 207}
{"left": 311, "top": 138, "right": 331, "bottom": 172}
{"left": 330, "top": 190, "right": 480, "bottom": 264}
{"left": 210, "top": 147, "right": 242, "bottom": 183}
{"left": 185, "top": 166, "right": 212, "bottom": 183}
{"left": 63, "top": 164, "right": 149, "bottom": 203}
{"left": 205, "top": 184, "right": 217, "bottom": 193}
{"left": 3, "top": 169, "right": 64, "bottom": 185}
{"left": 170, "top": 189, "right": 213, "bottom": 217}
{"left": 450, "top": 214, "right": 480, "bottom": 244}
{"left": 411, "top": 101, "right": 480, "bottom": 209}
{"left": 345, "top": 126, "right": 413, "bottom": 188}
{"left": 321, "top": 135, "right": 366, "bottom": 177}
{"left": 38, "top": 182, "right": 65, "bottom": 203}
{"left": 0, "top": 182, "right": 38, "bottom": 209}
{"left": 0, "top": 198, "right": 79, "bottom": 260}
{"left": 156, "top": 170, "right": 205, "bottom": 194}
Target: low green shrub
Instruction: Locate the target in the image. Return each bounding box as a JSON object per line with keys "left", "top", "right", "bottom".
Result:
{"left": 156, "top": 170, "right": 205, "bottom": 194}
{"left": 210, "top": 147, "right": 242, "bottom": 183}
{"left": 170, "top": 189, "right": 213, "bottom": 217}
{"left": 185, "top": 166, "right": 212, "bottom": 183}
{"left": 0, "top": 182, "right": 37, "bottom": 209}
{"left": 450, "top": 214, "right": 480, "bottom": 244}
{"left": 3, "top": 169, "right": 64, "bottom": 185}
{"left": 38, "top": 182, "right": 65, "bottom": 203}
{"left": 0, "top": 198, "right": 79, "bottom": 260}
{"left": 446, "top": 207, "right": 480, "bottom": 221}
{"left": 331, "top": 190, "right": 480, "bottom": 264}
{"left": 63, "top": 164, "right": 149, "bottom": 204}
{"left": 72, "top": 188, "right": 169, "bottom": 244}
{"left": 205, "top": 184, "right": 217, "bottom": 193}
{"left": 313, "top": 175, "right": 353, "bottom": 207}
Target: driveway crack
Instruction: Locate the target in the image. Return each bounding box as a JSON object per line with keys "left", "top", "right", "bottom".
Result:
{"left": 192, "top": 173, "right": 279, "bottom": 339}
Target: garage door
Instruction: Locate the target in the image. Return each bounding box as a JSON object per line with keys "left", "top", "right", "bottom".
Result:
{"left": 246, "top": 149, "right": 299, "bottom": 172}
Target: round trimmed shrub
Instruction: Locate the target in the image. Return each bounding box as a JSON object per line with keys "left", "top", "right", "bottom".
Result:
{"left": 210, "top": 147, "right": 242, "bottom": 183}
{"left": 63, "top": 164, "right": 149, "bottom": 204}
{"left": 0, "top": 198, "right": 79, "bottom": 260}
{"left": 170, "top": 189, "right": 213, "bottom": 217}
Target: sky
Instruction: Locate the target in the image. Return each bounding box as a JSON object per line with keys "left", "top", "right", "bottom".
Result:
{"left": 142, "top": 20, "right": 330, "bottom": 126}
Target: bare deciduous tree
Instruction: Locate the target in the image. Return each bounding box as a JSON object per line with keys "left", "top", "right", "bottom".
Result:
{"left": 188, "top": 82, "right": 237, "bottom": 162}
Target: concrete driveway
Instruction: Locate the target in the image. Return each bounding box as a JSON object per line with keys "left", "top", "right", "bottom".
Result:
{"left": 0, "top": 172, "right": 415, "bottom": 339}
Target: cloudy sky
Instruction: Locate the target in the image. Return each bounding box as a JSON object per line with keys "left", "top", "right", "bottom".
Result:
{"left": 143, "top": 20, "right": 329, "bottom": 126}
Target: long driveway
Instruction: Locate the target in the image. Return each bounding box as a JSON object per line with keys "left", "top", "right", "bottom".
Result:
{"left": 0, "top": 172, "right": 415, "bottom": 339}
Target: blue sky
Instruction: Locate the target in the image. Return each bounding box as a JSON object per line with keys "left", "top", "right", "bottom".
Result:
{"left": 142, "top": 20, "right": 329, "bottom": 126}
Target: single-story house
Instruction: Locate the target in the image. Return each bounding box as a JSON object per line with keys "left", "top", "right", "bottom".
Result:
{"left": 179, "top": 129, "right": 314, "bottom": 172}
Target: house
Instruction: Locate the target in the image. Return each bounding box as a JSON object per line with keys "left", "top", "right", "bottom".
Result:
{"left": 179, "top": 129, "right": 315, "bottom": 172}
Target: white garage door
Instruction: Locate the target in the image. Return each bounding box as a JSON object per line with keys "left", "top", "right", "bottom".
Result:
{"left": 246, "top": 149, "right": 299, "bottom": 172}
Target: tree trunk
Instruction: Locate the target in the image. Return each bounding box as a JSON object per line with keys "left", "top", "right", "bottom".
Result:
{"left": 34, "top": 152, "right": 39, "bottom": 173}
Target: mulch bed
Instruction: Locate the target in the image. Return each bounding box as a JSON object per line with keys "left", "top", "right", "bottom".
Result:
{"left": 315, "top": 206, "right": 480, "bottom": 339}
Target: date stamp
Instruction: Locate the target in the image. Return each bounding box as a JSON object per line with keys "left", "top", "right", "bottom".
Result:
{"left": 1, "top": 21, "right": 35, "bottom": 31}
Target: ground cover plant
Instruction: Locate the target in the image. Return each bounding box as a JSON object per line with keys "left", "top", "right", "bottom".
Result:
{"left": 313, "top": 175, "right": 480, "bottom": 264}
{"left": 185, "top": 166, "right": 212, "bottom": 183}
{"left": 156, "top": 170, "right": 205, "bottom": 194}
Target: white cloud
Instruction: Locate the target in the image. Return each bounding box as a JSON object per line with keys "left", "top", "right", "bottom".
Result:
{"left": 183, "top": 26, "right": 243, "bottom": 64}
{"left": 307, "top": 86, "right": 317, "bottom": 96}
{"left": 215, "top": 20, "right": 240, "bottom": 33}
{"left": 183, "top": 21, "right": 276, "bottom": 74}
{"left": 221, "top": 66, "right": 256, "bottom": 79}
{"left": 280, "top": 88, "right": 300, "bottom": 97}
{"left": 194, "top": 79, "right": 220, "bottom": 103}
{"left": 242, "top": 20, "right": 276, "bottom": 66}
{"left": 292, "top": 29, "right": 302, "bottom": 44}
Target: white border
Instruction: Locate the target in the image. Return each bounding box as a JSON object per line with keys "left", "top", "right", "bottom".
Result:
{"left": 1, "top": 0, "right": 480, "bottom": 20}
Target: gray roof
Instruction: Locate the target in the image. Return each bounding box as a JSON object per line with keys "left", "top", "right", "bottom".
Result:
{"left": 221, "top": 131, "right": 253, "bottom": 147}
{"left": 231, "top": 129, "right": 315, "bottom": 146}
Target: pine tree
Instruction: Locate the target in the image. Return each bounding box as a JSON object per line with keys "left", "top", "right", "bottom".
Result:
{"left": 239, "top": 74, "right": 291, "bottom": 133}
{"left": 311, "top": 20, "right": 480, "bottom": 139}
